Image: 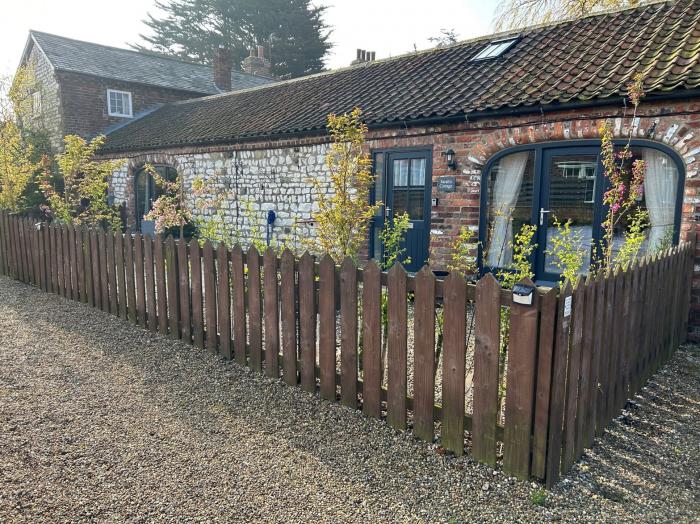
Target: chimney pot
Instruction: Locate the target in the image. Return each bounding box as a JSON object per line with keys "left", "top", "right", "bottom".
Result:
{"left": 249, "top": 48, "right": 256, "bottom": 57}
{"left": 213, "top": 46, "right": 232, "bottom": 91}
{"left": 242, "top": 45, "right": 273, "bottom": 78}
{"left": 356, "top": 48, "right": 362, "bottom": 60}
{"left": 257, "top": 45, "right": 265, "bottom": 59}
{"left": 370, "top": 51, "right": 376, "bottom": 61}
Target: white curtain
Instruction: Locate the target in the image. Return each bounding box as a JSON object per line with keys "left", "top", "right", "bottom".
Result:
{"left": 487, "top": 152, "right": 529, "bottom": 267}
{"left": 643, "top": 149, "right": 678, "bottom": 253}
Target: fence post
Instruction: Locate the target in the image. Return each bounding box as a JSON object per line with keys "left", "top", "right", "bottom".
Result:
{"left": 189, "top": 239, "right": 204, "bottom": 348}
{"left": 531, "top": 286, "right": 558, "bottom": 479}
{"left": 134, "top": 233, "right": 147, "bottom": 327}
{"left": 545, "top": 281, "right": 572, "bottom": 487}
{"left": 202, "top": 240, "right": 217, "bottom": 354}
{"left": 503, "top": 277, "right": 540, "bottom": 480}
{"left": 318, "top": 254, "right": 335, "bottom": 398}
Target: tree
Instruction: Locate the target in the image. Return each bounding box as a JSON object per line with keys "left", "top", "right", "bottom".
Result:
{"left": 40, "top": 135, "right": 124, "bottom": 229}
{"left": 0, "top": 66, "right": 44, "bottom": 214}
{"left": 308, "top": 108, "right": 379, "bottom": 262}
{"left": 494, "top": 0, "right": 645, "bottom": 30}
{"left": 428, "top": 29, "right": 459, "bottom": 48}
{"left": 132, "top": 0, "right": 332, "bottom": 78}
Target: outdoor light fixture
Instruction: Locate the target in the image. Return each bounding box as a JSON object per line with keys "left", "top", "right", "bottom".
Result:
{"left": 443, "top": 149, "right": 457, "bottom": 170}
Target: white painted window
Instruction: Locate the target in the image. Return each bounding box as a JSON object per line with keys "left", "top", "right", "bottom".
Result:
{"left": 32, "top": 91, "right": 42, "bottom": 117}
{"left": 107, "top": 89, "right": 133, "bottom": 117}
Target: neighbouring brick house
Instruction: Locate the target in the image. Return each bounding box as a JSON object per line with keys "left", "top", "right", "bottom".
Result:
{"left": 98, "top": 0, "right": 700, "bottom": 335}
{"left": 19, "top": 31, "right": 275, "bottom": 151}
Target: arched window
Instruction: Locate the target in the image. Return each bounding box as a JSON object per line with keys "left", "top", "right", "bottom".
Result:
{"left": 134, "top": 164, "right": 178, "bottom": 230}
{"left": 479, "top": 141, "right": 684, "bottom": 283}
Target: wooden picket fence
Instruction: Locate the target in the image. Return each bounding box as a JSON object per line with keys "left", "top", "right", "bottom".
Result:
{"left": 0, "top": 211, "right": 694, "bottom": 486}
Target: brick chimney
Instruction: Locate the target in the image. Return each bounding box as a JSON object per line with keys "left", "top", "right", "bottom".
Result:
{"left": 242, "top": 45, "right": 272, "bottom": 78}
{"left": 351, "top": 49, "right": 377, "bottom": 65}
{"left": 213, "top": 45, "right": 232, "bottom": 91}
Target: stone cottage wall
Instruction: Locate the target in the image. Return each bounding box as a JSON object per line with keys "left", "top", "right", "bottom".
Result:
{"left": 110, "top": 144, "right": 332, "bottom": 250}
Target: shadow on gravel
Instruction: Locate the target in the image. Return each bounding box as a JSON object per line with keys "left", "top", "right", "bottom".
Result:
{"left": 1, "top": 277, "right": 699, "bottom": 523}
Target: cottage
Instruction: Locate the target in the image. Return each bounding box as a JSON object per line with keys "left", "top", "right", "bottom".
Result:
{"left": 19, "top": 31, "right": 274, "bottom": 151}
{"left": 98, "top": 0, "right": 700, "bottom": 335}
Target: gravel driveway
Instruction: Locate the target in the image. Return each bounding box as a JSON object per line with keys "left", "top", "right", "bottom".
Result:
{"left": 0, "top": 275, "right": 698, "bottom": 523}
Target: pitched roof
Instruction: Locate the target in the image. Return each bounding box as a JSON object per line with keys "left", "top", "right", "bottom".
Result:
{"left": 102, "top": 0, "right": 700, "bottom": 154}
{"left": 25, "top": 31, "right": 273, "bottom": 94}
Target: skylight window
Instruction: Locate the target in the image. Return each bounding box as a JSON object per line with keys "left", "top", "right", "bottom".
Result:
{"left": 470, "top": 38, "right": 519, "bottom": 61}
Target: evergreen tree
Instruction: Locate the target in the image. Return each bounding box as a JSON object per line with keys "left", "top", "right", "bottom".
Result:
{"left": 131, "top": 0, "right": 332, "bottom": 79}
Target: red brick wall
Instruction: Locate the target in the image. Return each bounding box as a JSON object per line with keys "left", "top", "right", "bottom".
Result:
{"left": 57, "top": 72, "right": 205, "bottom": 140}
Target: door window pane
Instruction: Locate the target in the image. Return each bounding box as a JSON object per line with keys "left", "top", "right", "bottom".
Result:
{"left": 373, "top": 153, "right": 385, "bottom": 217}
{"left": 394, "top": 159, "right": 409, "bottom": 186}
{"left": 410, "top": 158, "right": 426, "bottom": 186}
{"left": 485, "top": 151, "right": 534, "bottom": 267}
{"left": 543, "top": 155, "right": 597, "bottom": 274}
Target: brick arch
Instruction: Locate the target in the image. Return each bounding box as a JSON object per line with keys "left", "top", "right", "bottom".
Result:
{"left": 465, "top": 116, "right": 699, "bottom": 170}
{"left": 124, "top": 153, "right": 185, "bottom": 230}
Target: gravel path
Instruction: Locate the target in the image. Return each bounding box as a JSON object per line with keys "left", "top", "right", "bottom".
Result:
{"left": 0, "top": 275, "right": 698, "bottom": 523}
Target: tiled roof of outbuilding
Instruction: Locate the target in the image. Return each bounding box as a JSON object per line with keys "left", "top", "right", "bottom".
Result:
{"left": 26, "top": 31, "right": 273, "bottom": 94}
{"left": 102, "top": 0, "right": 700, "bottom": 153}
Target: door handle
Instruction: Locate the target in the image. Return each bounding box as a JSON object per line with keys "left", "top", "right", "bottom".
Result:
{"left": 539, "top": 208, "right": 550, "bottom": 226}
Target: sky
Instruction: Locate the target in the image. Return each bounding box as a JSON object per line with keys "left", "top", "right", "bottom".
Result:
{"left": 0, "top": 0, "right": 500, "bottom": 77}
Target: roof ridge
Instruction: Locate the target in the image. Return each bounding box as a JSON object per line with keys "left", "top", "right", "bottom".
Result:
{"left": 160, "top": 0, "right": 686, "bottom": 108}
{"left": 28, "top": 30, "right": 265, "bottom": 80}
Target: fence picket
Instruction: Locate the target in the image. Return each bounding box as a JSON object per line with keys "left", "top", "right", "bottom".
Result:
{"left": 165, "top": 237, "right": 179, "bottom": 338}
{"left": 247, "top": 246, "right": 262, "bottom": 370}
{"left": 114, "top": 232, "right": 126, "bottom": 317}
{"left": 203, "top": 241, "right": 217, "bottom": 354}
{"left": 562, "top": 279, "right": 585, "bottom": 473}
{"left": 340, "top": 257, "right": 358, "bottom": 407}
{"left": 98, "top": 229, "right": 109, "bottom": 310}
{"left": 189, "top": 240, "right": 204, "bottom": 348}
{"left": 387, "top": 263, "right": 408, "bottom": 431}
{"left": 281, "top": 250, "right": 298, "bottom": 386}
{"left": 472, "top": 273, "right": 502, "bottom": 467}
{"left": 134, "top": 234, "right": 147, "bottom": 327}
{"left": 503, "top": 277, "right": 540, "bottom": 479}
{"left": 318, "top": 254, "right": 336, "bottom": 400}
{"left": 263, "top": 249, "right": 280, "bottom": 377}
{"left": 413, "top": 265, "right": 436, "bottom": 442}
{"left": 362, "top": 260, "right": 382, "bottom": 418}
{"left": 125, "top": 233, "right": 138, "bottom": 324}
{"left": 144, "top": 236, "right": 157, "bottom": 330}
{"left": 531, "top": 287, "right": 558, "bottom": 479}
{"left": 178, "top": 239, "right": 191, "bottom": 343}
{"left": 575, "top": 275, "right": 595, "bottom": 460}
{"left": 231, "top": 245, "right": 246, "bottom": 365}
{"left": 106, "top": 231, "right": 117, "bottom": 315}
{"left": 216, "top": 243, "right": 232, "bottom": 360}
{"left": 298, "top": 252, "right": 316, "bottom": 392}
{"left": 154, "top": 235, "right": 168, "bottom": 335}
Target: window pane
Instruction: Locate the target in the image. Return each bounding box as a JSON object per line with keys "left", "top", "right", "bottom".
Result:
{"left": 393, "top": 190, "right": 408, "bottom": 216}
{"left": 485, "top": 151, "right": 534, "bottom": 268}
{"left": 373, "top": 153, "right": 385, "bottom": 216}
{"left": 410, "top": 158, "right": 426, "bottom": 186}
{"left": 393, "top": 159, "right": 409, "bottom": 186}
{"left": 407, "top": 190, "right": 424, "bottom": 220}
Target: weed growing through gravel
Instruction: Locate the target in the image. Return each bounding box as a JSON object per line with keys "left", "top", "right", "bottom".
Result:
{"left": 530, "top": 488, "right": 547, "bottom": 506}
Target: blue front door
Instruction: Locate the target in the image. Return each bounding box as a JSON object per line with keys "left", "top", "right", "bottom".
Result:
{"left": 370, "top": 149, "right": 432, "bottom": 272}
